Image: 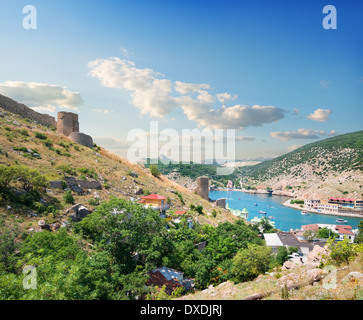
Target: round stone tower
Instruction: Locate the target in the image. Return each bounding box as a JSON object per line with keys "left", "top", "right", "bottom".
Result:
{"left": 57, "top": 112, "right": 79, "bottom": 137}
{"left": 196, "top": 176, "right": 209, "bottom": 200}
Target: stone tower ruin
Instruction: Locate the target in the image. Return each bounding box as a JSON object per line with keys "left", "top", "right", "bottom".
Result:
{"left": 195, "top": 176, "right": 210, "bottom": 200}
{"left": 57, "top": 112, "right": 79, "bottom": 137}
{"left": 56, "top": 111, "right": 93, "bottom": 148}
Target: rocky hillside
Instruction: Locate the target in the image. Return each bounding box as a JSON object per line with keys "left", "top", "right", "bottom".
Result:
{"left": 241, "top": 131, "right": 363, "bottom": 200}
{"left": 0, "top": 102, "right": 237, "bottom": 232}
{"left": 178, "top": 245, "right": 363, "bottom": 300}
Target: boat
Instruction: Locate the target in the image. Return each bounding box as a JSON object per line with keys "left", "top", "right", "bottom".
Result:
{"left": 301, "top": 211, "right": 309, "bottom": 215}
{"left": 268, "top": 216, "right": 275, "bottom": 219}
{"left": 254, "top": 203, "right": 258, "bottom": 206}
{"left": 259, "top": 210, "right": 266, "bottom": 214}
{"left": 335, "top": 218, "right": 348, "bottom": 223}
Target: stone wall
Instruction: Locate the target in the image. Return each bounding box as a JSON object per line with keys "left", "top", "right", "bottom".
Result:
{"left": 65, "top": 176, "right": 102, "bottom": 192}
{"left": 0, "top": 93, "right": 56, "bottom": 127}
{"left": 69, "top": 132, "right": 93, "bottom": 148}
{"left": 215, "top": 198, "right": 226, "bottom": 209}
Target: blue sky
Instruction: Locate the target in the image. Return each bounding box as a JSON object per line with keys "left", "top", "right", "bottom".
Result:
{"left": 0, "top": 0, "right": 362, "bottom": 160}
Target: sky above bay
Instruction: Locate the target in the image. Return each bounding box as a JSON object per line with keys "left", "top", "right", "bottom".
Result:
{"left": 0, "top": 0, "right": 362, "bottom": 160}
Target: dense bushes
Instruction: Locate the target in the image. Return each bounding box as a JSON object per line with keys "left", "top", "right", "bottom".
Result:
{"left": 0, "top": 164, "right": 48, "bottom": 193}
{"left": 0, "top": 197, "right": 272, "bottom": 300}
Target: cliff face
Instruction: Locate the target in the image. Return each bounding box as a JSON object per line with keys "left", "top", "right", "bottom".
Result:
{"left": 0, "top": 93, "right": 56, "bottom": 127}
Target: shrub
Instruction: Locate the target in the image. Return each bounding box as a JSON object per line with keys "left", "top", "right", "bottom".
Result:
{"left": 195, "top": 205, "right": 203, "bottom": 215}
{"left": 150, "top": 165, "right": 161, "bottom": 178}
{"left": 56, "top": 164, "right": 77, "bottom": 176}
{"left": 232, "top": 244, "right": 271, "bottom": 283}
{"left": 43, "top": 139, "right": 53, "bottom": 148}
{"left": 0, "top": 165, "right": 15, "bottom": 191}
{"left": 20, "top": 129, "right": 29, "bottom": 136}
{"left": 14, "top": 165, "right": 49, "bottom": 192}
{"left": 63, "top": 190, "right": 74, "bottom": 204}
{"left": 34, "top": 132, "right": 47, "bottom": 140}
{"left": 88, "top": 198, "right": 99, "bottom": 206}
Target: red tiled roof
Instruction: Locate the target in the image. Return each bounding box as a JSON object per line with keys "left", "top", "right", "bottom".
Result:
{"left": 329, "top": 197, "right": 355, "bottom": 202}
{"left": 141, "top": 194, "right": 167, "bottom": 200}
{"left": 146, "top": 271, "right": 183, "bottom": 295}
{"left": 335, "top": 225, "right": 354, "bottom": 235}
{"left": 302, "top": 224, "right": 319, "bottom": 232}
{"left": 174, "top": 210, "right": 186, "bottom": 215}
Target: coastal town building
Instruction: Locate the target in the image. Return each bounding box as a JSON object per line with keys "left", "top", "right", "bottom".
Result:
{"left": 304, "top": 197, "right": 363, "bottom": 213}
{"left": 301, "top": 223, "right": 356, "bottom": 243}
{"left": 263, "top": 231, "right": 325, "bottom": 260}
{"left": 304, "top": 199, "right": 320, "bottom": 210}
{"left": 147, "top": 266, "right": 194, "bottom": 294}
{"left": 328, "top": 197, "right": 355, "bottom": 208}
{"left": 316, "top": 200, "right": 339, "bottom": 213}
{"left": 139, "top": 194, "right": 169, "bottom": 218}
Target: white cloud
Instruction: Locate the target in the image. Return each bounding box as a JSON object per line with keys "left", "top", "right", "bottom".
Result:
{"left": 30, "top": 104, "right": 57, "bottom": 113}
{"left": 0, "top": 81, "right": 83, "bottom": 111}
{"left": 307, "top": 108, "right": 332, "bottom": 122}
{"left": 88, "top": 56, "right": 286, "bottom": 129}
{"left": 235, "top": 136, "right": 255, "bottom": 142}
{"left": 292, "top": 108, "right": 299, "bottom": 115}
{"left": 179, "top": 101, "right": 286, "bottom": 129}
{"left": 270, "top": 128, "right": 326, "bottom": 141}
{"left": 92, "top": 109, "right": 114, "bottom": 114}
{"left": 216, "top": 92, "right": 238, "bottom": 103}
{"left": 320, "top": 80, "right": 333, "bottom": 88}
{"left": 174, "top": 81, "right": 210, "bottom": 94}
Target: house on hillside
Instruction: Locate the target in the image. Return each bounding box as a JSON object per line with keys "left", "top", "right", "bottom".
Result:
{"left": 263, "top": 231, "right": 325, "bottom": 262}
{"left": 334, "top": 225, "right": 355, "bottom": 243}
{"left": 301, "top": 223, "right": 356, "bottom": 243}
{"left": 139, "top": 194, "right": 169, "bottom": 218}
{"left": 147, "top": 266, "right": 194, "bottom": 294}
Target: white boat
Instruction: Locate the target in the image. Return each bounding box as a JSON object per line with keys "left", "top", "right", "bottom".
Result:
{"left": 259, "top": 210, "right": 266, "bottom": 214}
{"left": 268, "top": 216, "right": 275, "bottom": 219}
{"left": 301, "top": 211, "right": 309, "bottom": 215}
{"left": 336, "top": 218, "right": 348, "bottom": 223}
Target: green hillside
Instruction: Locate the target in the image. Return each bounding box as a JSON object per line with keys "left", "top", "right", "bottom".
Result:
{"left": 241, "top": 130, "right": 363, "bottom": 182}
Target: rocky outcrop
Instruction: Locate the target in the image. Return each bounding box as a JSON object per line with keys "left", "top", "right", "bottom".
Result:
{"left": 65, "top": 203, "right": 92, "bottom": 222}
{"left": 305, "top": 245, "right": 329, "bottom": 269}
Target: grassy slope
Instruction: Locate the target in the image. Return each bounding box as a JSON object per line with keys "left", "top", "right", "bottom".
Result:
{"left": 0, "top": 108, "right": 237, "bottom": 231}
{"left": 178, "top": 254, "right": 363, "bottom": 300}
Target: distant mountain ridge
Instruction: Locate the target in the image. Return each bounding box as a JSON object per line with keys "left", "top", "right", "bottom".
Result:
{"left": 241, "top": 130, "right": 363, "bottom": 199}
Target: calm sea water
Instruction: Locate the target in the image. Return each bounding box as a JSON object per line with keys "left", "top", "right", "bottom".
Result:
{"left": 210, "top": 190, "right": 362, "bottom": 231}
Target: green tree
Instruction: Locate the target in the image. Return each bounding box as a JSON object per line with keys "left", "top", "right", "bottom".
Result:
{"left": 0, "top": 223, "right": 19, "bottom": 273}
{"left": 354, "top": 220, "right": 363, "bottom": 244}
{"left": 0, "top": 165, "right": 15, "bottom": 192}
{"left": 14, "top": 165, "right": 49, "bottom": 192}
{"left": 327, "top": 237, "right": 356, "bottom": 265}
{"left": 150, "top": 165, "right": 161, "bottom": 178}
{"left": 231, "top": 244, "right": 271, "bottom": 283}
{"left": 275, "top": 246, "right": 289, "bottom": 265}
{"left": 317, "top": 227, "right": 338, "bottom": 239}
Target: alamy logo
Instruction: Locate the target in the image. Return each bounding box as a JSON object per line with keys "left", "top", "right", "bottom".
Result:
{"left": 23, "top": 265, "right": 37, "bottom": 290}
{"left": 322, "top": 5, "right": 337, "bottom": 30}
{"left": 23, "top": 5, "right": 37, "bottom": 30}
